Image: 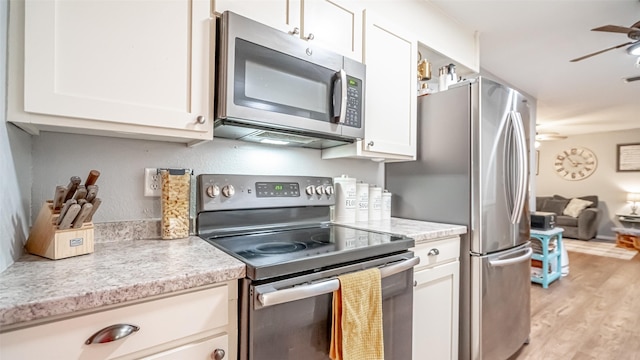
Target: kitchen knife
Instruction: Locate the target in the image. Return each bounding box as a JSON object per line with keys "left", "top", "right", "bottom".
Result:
{"left": 63, "top": 176, "right": 82, "bottom": 202}
{"left": 56, "top": 199, "right": 77, "bottom": 226}
{"left": 52, "top": 185, "right": 67, "bottom": 212}
{"left": 73, "top": 185, "right": 87, "bottom": 201}
{"left": 85, "top": 185, "right": 99, "bottom": 203}
{"left": 58, "top": 203, "right": 81, "bottom": 230}
{"left": 85, "top": 198, "right": 101, "bottom": 223}
{"left": 72, "top": 203, "right": 93, "bottom": 229}
{"left": 85, "top": 170, "right": 101, "bottom": 186}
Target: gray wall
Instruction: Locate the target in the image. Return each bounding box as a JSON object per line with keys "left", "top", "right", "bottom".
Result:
{"left": 536, "top": 128, "right": 640, "bottom": 239}
{"left": 31, "top": 133, "right": 382, "bottom": 222}
{"left": 1, "top": 0, "right": 33, "bottom": 272}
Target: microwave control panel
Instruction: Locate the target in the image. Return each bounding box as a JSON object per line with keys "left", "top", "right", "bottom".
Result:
{"left": 345, "top": 76, "right": 362, "bottom": 128}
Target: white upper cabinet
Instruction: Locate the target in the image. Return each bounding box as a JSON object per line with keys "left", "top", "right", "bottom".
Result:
{"left": 214, "top": 0, "right": 362, "bottom": 60}
{"left": 8, "top": 0, "right": 213, "bottom": 144}
{"left": 322, "top": 9, "right": 418, "bottom": 161}
{"left": 301, "top": 0, "right": 363, "bottom": 60}
{"left": 214, "top": 0, "right": 300, "bottom": 34}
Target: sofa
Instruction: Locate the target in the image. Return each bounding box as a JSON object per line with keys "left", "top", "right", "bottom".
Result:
{"left": 535, "top": 195, "right": 600, "bottom": 240}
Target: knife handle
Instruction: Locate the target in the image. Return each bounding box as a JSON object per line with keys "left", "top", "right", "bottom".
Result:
{"left": 74, "top": 185, "right": 87, "bottom": 201}
{"left": 85, "top": 185, "right": 99, "bottom": 203}
{"left": 64, "top": 176, "right": 82, "bottom": 202}
{"left": 57, "top": 199, "right": 78, "bottom": 226}
{"left": 53, "top": 185, "right": 67, "bottom": 212}
{"left": 59, "top": 204, "right": 81, "bottom": 230}
{"left": 85, "top": 198, "right": 101, "bottom": 223}
{"left": 72, "top": 203, "right": 93, "bottom": 229}
{"left": 85, "top": 170, "right": 101, "bottom": 187}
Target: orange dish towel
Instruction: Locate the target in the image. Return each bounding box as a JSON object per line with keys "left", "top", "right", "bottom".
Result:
{"left": 330, "top": 268, "right": 384, "bottom": 360}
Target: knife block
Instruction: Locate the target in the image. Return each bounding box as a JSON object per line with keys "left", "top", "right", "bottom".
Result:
{"left": 26, "top": 201, "right": 94, "bottom": 260}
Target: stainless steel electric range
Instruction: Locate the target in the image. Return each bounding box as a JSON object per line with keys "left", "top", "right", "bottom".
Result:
{"left": 196, "top": 174, "right": 418, "bottom": 360}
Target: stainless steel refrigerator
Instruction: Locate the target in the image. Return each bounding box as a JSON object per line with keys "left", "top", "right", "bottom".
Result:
{"left": 386, "top": 77, "right": 532, "bottom": 360}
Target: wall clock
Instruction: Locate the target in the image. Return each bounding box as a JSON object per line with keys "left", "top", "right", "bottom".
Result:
{"left": 554, "top": 147, "right": 598, "bottom": 180}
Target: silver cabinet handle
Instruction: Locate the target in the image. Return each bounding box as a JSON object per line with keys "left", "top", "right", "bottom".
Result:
{"left": 85, "top": 324, "right": 139, "bottom": 345}
{"left": 257, "top": 257, "right": 420, "bottom": 308}
{"left": 290, "top": 27, "right": 300, "bottom": 35}
{"left": 427, "top": 248, "right": 440, "bottom": 256}
{"left": 368, "top": 141, "right": 374, "bottom": 147}
{"left": 211, "top": 348, "right": 226, "bottom": 360}
{"left": 196, "top": 115, "right": 206, "bottom": 124}
{"left": 305, "top": 33, "right": 315, "bottom": 40}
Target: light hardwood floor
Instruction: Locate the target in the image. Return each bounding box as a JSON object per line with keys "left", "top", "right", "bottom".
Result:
{"left": 511, "top": 249, "right": 640, "bottom": 360}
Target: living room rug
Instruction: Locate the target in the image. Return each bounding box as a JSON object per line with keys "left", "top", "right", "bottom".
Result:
{"left": 563, "top": 238, "right": 637, "bottom": 260}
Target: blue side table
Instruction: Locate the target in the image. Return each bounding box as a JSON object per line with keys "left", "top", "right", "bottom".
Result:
{"left": 530, "top": 227, "right": 564, "bottom": 288}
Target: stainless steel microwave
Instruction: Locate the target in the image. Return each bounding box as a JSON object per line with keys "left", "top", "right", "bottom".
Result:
{"left": 214, "top": 11, "right": 366, "bottom": 149}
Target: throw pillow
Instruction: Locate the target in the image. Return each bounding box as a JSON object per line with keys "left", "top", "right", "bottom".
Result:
{"left": 563, "top": 198, "right": 593, "bottom": 218}
{"left": 540, "top": 199, "right": 569, "bottom": 215}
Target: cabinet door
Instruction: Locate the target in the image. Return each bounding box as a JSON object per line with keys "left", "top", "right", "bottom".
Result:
{"left": 143, "top": 334, "right": 228, "bottom": 360}
{"left": 361, "top": 10, "right": 417, "bottom": 158}
{"left": 22, "top": 0, "right": 212, "bottom": 139}
{"left": 302, "top": 0, "right": 362, "bottom": 60}
{"left": 214, "top": 0, "right": 300, "bottom": 34}
{"left": 413, "top": 260, "right": 460, "bottom": 360}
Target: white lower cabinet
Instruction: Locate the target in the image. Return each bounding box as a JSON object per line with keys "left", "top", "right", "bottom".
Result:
{"left": 0, "top": 282, "right": 237, "bottom": 360}
{"left": 412, "top": 237, "right": 460, "bottom": 360}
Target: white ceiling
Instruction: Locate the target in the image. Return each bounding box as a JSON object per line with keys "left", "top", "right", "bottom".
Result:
{"left": 431, "top": 0, "right": 640, "bottom": 137}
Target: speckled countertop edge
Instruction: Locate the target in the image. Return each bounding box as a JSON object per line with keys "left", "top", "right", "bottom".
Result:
{"left": 0, "top": 236, "right": 245, "bottom": 328}
{"left": 333, "top": 217, "right": 467, "bottom": 245}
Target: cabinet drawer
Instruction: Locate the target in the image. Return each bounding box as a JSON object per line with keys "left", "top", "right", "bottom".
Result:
{"left": 0, "top": 284, "right": 229, "bottom": 359}
{"left": 143, "top": 334, "right": 228, "bottom": 360}
{"left": 413, "top": 236, "right": 460, "bottom": 270}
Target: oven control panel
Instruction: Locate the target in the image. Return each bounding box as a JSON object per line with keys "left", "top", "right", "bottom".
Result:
{"left": 197, "top": 174, "right": 335, "bottom": 212}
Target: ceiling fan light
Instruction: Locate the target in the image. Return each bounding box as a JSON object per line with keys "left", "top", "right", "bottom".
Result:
{"left": 627, "top": 42, "right": 640, "bottom": 56}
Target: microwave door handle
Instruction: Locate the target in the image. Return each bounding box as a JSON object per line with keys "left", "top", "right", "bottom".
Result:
{"left": 331, "top": 69, "right": 347, "bottom": 123}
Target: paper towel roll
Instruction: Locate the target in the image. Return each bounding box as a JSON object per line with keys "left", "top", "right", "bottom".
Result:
{"left": 382, "top": 190, "right": 392, "bottom": 220}
{"left": 333, "top": 175, "right": 357, "bottom": 223}
{"left": 356, "top": 182, "right": 369, "bottom": 222}
{"left": 368, "top": 186, "right": 382, "bottom": 221}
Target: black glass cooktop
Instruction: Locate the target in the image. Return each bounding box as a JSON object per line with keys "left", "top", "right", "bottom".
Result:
{"left": 202, "top": 225, "right": 414, "bottom": 280}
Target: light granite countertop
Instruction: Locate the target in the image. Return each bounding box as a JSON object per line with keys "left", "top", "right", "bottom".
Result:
{"left": 0, "top": 217, "right": 464, "bottom": 330}
{"left": 0, "top": 236, "right": 245, "bottom": 329}
{"left": 333, "top": 217, "right": 467, "bottom": 245}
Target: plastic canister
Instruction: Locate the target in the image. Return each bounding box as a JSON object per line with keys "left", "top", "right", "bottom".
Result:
{"left": 368, "top": 186, "right": 382, "bottom": 221}
{"left": 382, "top": 190, "right": 392, "bottom": 220}
{"left": 356, "top": 182, "right": 369, "bottom": 222}
{"left": 333, "top": 175, "right": 357, "bottom": 223}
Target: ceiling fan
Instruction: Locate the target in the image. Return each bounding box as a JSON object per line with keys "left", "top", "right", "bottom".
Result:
{"left": 570, "top": 20, "right": 640, "bottom": 62}
{"left": 535, "top": 132, "right": 567, "bottom": 141}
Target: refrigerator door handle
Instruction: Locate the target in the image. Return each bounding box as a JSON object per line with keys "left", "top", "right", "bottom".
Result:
{"left": 489, "top": 247, "right": 532, "bottom": 267}
{"left": 510, "top": 111, "right": 528, "bottom": 224}
{"left": 504, "top": 115, "right": 516, "bottom": 221}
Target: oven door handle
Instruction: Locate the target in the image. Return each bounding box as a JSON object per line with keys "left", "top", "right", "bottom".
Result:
{"left": 257, "top": 256, "right": 420, "bottom": 308}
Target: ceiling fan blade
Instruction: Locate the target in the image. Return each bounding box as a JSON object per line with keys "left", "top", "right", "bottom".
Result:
{"left": 570, "top": 42, "right": 633, "bottom": 62}
{"left": 591, "top": 25, "right": 637, "bottom": 33}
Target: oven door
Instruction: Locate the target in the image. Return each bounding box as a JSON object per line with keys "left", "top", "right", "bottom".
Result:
{"left": 239, "top": 253, "right": 417, "bottom": 360}
{"left": 217, "top": 11, "right": 365, "bottom": 140}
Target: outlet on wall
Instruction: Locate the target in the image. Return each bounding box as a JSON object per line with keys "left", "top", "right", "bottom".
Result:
{"left": 144, "top": 168, "right": 161, "bottom": 197}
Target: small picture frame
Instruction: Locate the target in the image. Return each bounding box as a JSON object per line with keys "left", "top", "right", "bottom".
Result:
{"left": 616, "top": 143, "right": 640, "bottom": 172}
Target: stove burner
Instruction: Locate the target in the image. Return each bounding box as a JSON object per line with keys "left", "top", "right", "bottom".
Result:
{"left": 254, "top": 241, "right": 308, "bottom": 255}
{"left": 311, "top": 233, "right": 330, "bottom": 243}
